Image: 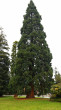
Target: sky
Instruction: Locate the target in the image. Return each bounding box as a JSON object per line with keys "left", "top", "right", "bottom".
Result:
{"left": 0, "top": 0, "right": 61, "bottom": 75}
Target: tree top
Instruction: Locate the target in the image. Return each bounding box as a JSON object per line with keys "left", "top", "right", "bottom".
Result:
{"left": 28, "top": 0, "right": 36, "bottom": 7}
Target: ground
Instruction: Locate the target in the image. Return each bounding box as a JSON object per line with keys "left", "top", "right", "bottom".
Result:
{"left": 0, "top": 96, "right": 61, "bottom": 110}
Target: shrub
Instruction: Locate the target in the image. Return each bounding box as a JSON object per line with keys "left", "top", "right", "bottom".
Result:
{"left": 51, "top": 83, "right": 61, "bottom": 98}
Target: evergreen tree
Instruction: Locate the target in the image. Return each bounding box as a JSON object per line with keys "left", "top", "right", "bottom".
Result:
{"left": 9, "top": 41, "right": 18, "bottom": 95}
{"left": 16, "top": 0, "right": 53, "bottom": 98}
{"left": 0, "top": 28, "right": 10, "bottom": 96}
{"left": 11, "top": 41, "right": 18, "bottom": 76}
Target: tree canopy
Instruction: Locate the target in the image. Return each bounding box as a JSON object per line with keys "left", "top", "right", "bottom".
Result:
{"left": 0, "top": 28, "right": 10, "bottom": 96}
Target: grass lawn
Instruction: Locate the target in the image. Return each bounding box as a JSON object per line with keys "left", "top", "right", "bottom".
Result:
{"left": 0, "top": 96, "right": 61, "bottom": 110}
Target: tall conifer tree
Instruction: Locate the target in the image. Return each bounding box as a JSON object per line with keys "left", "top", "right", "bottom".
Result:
{"left": 9, "top": 41, "right": 18, "bottom": 95}
{"left": 11, "top": 41, "right": 18, "bottom": 76}
{"left": 16, "top": 0, "right": 53, "bottom": 98}
{"left": 0, "top": 28, "right": 10, "bottom": 96}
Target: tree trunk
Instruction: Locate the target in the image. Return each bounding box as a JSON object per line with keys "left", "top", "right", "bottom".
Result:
{"left": 26, "top": 85, "right": 35, "bottom": 98}
{"left": 0, "top": 94, "right": 3, "bottom": 97}
{"left": 14, "top": 94, "right": 18, "bottom": 98}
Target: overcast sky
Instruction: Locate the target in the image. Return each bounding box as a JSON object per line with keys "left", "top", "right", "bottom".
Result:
{"left": 0, "top": 0, "right": 61, "bottom": 74}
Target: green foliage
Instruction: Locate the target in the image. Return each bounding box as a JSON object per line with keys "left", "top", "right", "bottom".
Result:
{"left": 11, "top": 41, "right": 18, "bottom": 76}
{"left": 15, "top": 0, "right": 53, "bottom": 96}
{"left": 51, "top": 68, "right": 61, "bottom": 99}
{"left": 51, "top": 83, "right": 61, "bottom": 98}
{"left": 0, "top": 28, "right": 10, "bottom": 96}
{"left": 9, "top": 41, "right": 18, "bottom": 94}
{"left": 55, "top": 74, "right": 61, "bottom": 83}
{"left": 55, "top": 69, "right": 61, "bottom": 83}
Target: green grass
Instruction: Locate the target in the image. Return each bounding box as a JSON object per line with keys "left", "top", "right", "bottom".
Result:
{"left": 51, "top": 98, "right": 61, "bottom": 102}
{"left": 0, "top": 96, "right": 61, "bottom": 110}
{"left": 18, "top": 95, "right": 26, "bottom": 98}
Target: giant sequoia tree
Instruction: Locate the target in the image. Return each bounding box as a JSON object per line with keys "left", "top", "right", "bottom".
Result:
{"left": 16, "top": 0, "right": 53, "bottom": 98}
{"left": 0, "top": 28, "right": 10, "bottom": 96}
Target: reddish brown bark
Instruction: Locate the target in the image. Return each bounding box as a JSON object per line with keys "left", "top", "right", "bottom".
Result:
{"left": 14, "top": 94, "right": 18, "bottom": 98}
{"left": 26, "top": 85, "right": 35, "bottom": 98}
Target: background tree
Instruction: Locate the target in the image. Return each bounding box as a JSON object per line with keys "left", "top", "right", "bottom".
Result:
{"left": 0, "top": 27, "right": 10, "bottom": 96}
{"left": 15, "top": 0, "right": 53, "bottom": 98}
{"left": 51, "top": 68, "right": 61, "bottom": 99}
{"left": 11, "top": 41, "right": 18, "bottom": 76}
{"left": 54, "top": 67, "right": 61, "bottom": 84}
{"left": 9, "top": 41, "right": 18, "bottom": 95}
{"left": 55, "top": 73, "right": 61, "bottom": 84}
